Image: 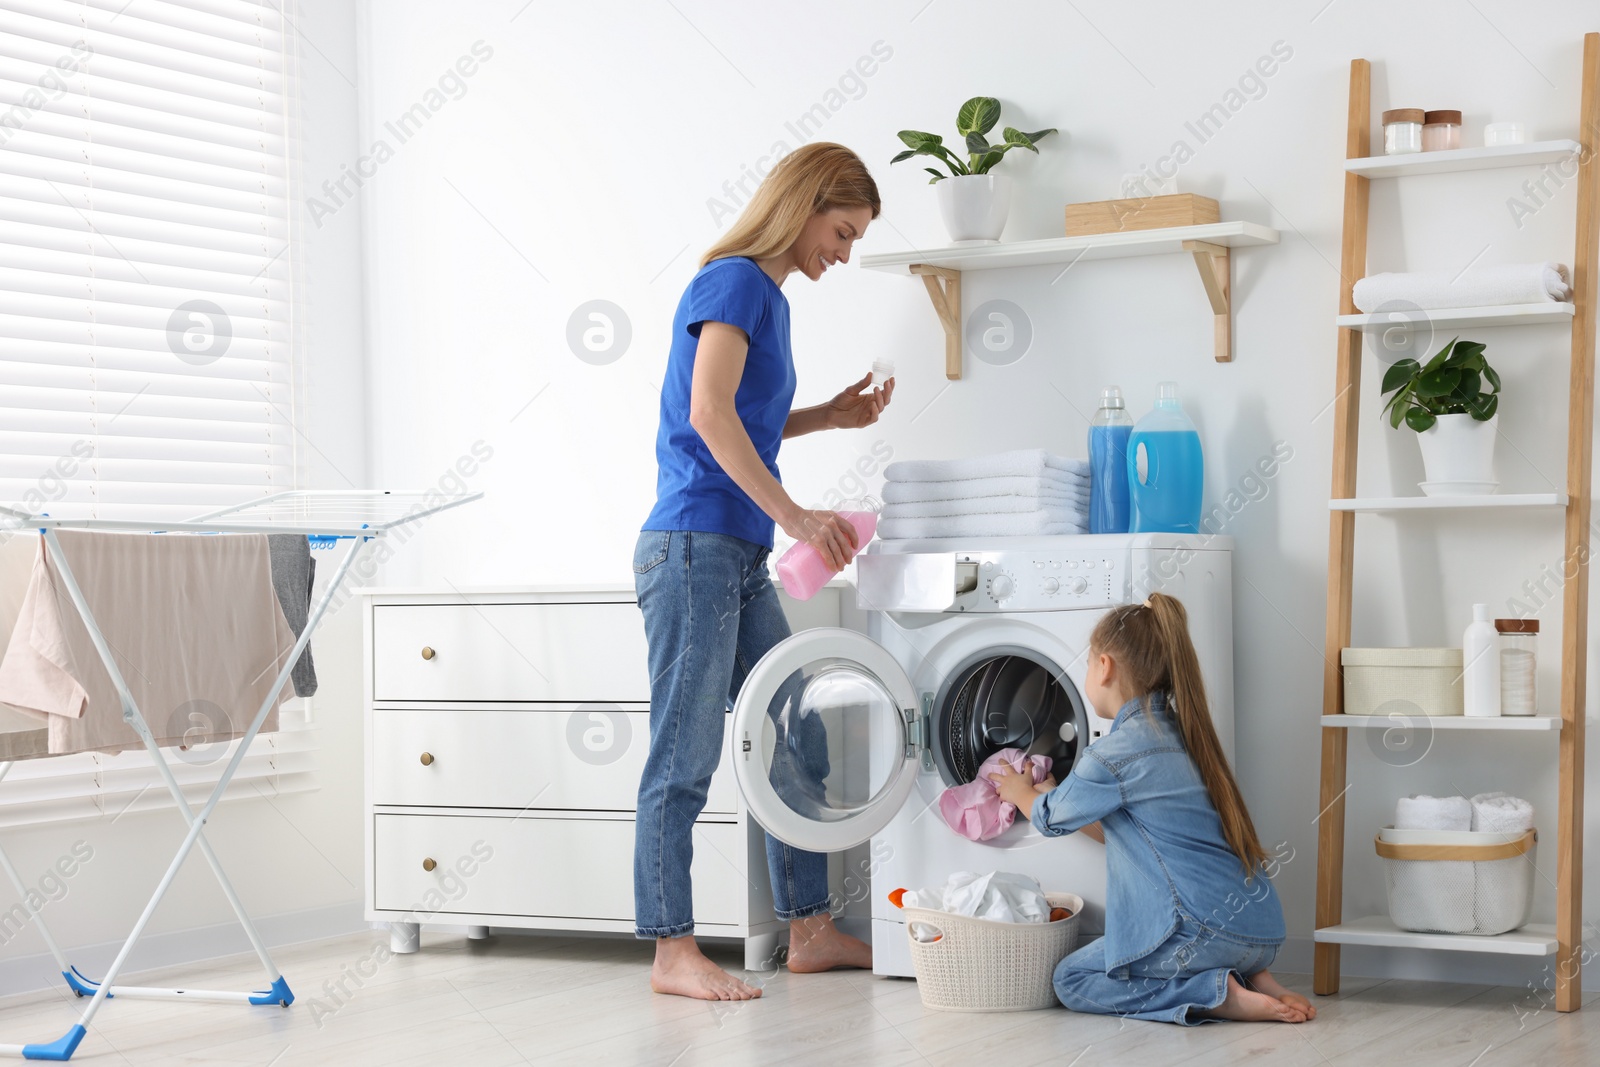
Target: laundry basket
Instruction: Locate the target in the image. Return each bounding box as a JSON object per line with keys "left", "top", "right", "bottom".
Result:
{"left": 1376, "top": 829, "right": 1536, "bottom": 935}
{"left": 902, "top": 892, "right": 1083, "bottom": 1012}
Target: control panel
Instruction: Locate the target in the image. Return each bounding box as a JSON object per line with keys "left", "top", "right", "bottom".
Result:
{"left": 954, "top": 549, "right": 1128, "bottom": 611}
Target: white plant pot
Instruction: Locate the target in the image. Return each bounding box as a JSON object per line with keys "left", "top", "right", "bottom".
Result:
{"left": 936, "top": 173, "right": 1012, "bottom": 244}
{"left": 1415, "top": 413, "right": 1498, "bottom": 494}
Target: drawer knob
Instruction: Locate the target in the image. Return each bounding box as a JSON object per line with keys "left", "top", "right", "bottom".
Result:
{"left": 422, "top": 857, "right": 437, "bottom": 872}
{"left": 419, "top": 751, "right": 434, "bottom": 766}
{"left": 420, "top": 646, "right": 435, "bottom": 661}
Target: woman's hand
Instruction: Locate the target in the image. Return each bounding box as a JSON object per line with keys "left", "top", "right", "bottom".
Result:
{"left": 824, "top": 372, "right": 894, "bottom": 429}
{"left": 781, "top": 508, "right": 860, "bottom": 572}
{"left": 988, "top": 765, "right": 1045, "bottom": 813}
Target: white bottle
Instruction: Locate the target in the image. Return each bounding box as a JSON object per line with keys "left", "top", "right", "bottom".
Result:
{"left": 1462, "top": 603, "right": 1501, "bottom": 717}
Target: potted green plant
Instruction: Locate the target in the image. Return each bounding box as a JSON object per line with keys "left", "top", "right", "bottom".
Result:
{"left": 1380, "top": 337, "right": 1502, "bottom": 495}
{"left": 892, "top": 97, "right": 1056, "bottom": 244}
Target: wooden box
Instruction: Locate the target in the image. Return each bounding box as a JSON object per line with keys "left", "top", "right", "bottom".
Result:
{"left": 1064, "top": 193, "right": 1219, "bottom": 237}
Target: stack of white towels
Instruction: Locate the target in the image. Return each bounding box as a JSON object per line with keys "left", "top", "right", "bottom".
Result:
{"left": 878, "top": 449, "right": 1091, "bottom": 541}
{"left": 1394, "top": 792, "right": 1535, "bottom": 834}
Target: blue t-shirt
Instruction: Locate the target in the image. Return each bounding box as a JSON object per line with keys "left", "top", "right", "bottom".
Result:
{"left": 642, "top": 257, "right": 795, "bottom": 548}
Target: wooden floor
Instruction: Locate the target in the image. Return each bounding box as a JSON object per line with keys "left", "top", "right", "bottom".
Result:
{"left": 0, "top": 931, "right": 1594, "bottom": 1065}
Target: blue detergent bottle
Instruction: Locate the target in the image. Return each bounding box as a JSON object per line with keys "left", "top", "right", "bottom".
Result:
{"left": 1089, "top": 386, "right": 1133, "bottom": 533}
{"left": 1128, "top": 381, "right": 1204, "bottom": 534}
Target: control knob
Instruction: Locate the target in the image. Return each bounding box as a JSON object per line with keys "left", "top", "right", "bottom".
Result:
{"left": 1041, "top": 576, "right": 1060, "bottom": 594}
{"left": 989, "top": 572, "right": 1016, "bottom": 601}
{"left": 1067, "top": 576, "right": 1089, "bottom": 595}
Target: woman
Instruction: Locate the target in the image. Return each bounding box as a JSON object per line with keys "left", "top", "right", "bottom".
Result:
{"left": 633, "top": 142, "right": 893, "bottom": 1001}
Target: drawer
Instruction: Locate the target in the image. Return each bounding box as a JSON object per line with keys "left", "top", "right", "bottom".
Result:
{"left": 371, "top": 708, "right": 737, "bottom": 814}
{"left": 373, "top": 813, "right": 745, "bottom": 925}
{"left": 372, "top": 603, "right": 651, "bottom": 702}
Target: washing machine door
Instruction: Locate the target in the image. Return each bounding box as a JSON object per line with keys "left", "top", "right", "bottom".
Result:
{"left": 731, "top": 627, "right": 920, "bottom": 853}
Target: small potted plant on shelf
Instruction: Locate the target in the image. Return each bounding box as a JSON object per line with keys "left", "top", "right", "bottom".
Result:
{"left": 1380, "top": 337, "right": 1502, "bottom": 495}
{"left": 892, "top": 96, "right": 1057, "bottom": 244}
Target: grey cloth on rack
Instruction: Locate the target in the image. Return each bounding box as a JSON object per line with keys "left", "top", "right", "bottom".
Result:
{"left": 268, "top": 534, "right": 318, "bottom": 697}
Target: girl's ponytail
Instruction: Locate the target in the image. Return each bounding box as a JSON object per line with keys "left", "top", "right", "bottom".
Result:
{"left": 1090, "top": 592, "right": 1269, "bottom": 876}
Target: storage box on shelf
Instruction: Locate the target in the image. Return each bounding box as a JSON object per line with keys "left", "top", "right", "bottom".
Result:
{"left": 360, "top": 583, "right": 846, "bottom": 970}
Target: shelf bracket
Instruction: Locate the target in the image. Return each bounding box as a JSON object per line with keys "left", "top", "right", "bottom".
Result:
{"left": 1183, "top": 240, "right": 1232, "bottom": 362}
{"left": 909, "top": 264, "right": 963, "bottom": 379}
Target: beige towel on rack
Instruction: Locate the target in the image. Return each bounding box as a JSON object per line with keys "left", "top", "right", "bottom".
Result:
{"left": 0, "top": 531, "right": 297, "bottom": 756}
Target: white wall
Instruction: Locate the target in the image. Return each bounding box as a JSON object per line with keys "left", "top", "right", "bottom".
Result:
{"left": 0, "top": 0, "right": 373, "bottom": 992}
{"left": 353, "top": 0, "right": 1600, "bottom": 990}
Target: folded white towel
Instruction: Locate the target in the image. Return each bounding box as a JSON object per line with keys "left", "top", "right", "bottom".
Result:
{"left": 1352, "top": 263, "right": 1571, "bottom": 313}
{"left": 1395, "top": 794, "right": 1472, "bottom": 832}
{"left": 883, "top": 475, "right": 1090, "bottom": 505}
{"left": 885, "top": 449, "right": 1091, "bottom": 484}
{"left": 879, "top": 511, "right": 1088, "bottom": 541}
{"left": 883, "top": 496, "right": 1089, "bottom": 521}
{"left": 1469, "top": 791, "right": 1535, "bottom": 835}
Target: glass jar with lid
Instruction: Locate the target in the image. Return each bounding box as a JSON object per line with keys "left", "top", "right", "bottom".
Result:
{"left": 1495, "top": 617, "right": 1538, "bottom": 716}
{"left": 1383, "top": 108, "right": 1425, "bottom": 154}
{"left": 1423, "top": 110, "right": 1462, "bottom": 151}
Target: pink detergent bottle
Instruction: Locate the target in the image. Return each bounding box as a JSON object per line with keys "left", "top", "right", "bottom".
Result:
{"left": 776, "top": 508, "right": 878, "bottom": 601}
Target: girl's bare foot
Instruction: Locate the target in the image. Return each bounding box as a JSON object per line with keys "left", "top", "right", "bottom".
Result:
{"left": 651, "top": 936, "right": 762, "bottom": 1001}
{"left": 786, "top": 912, "right": 872, "bottom": 973}
{"left": 1207, "top": 974, "right": 1309, "bottom": 1022}
{"left": 1247, "top": 969, "right": 1318, "bottom": 1020}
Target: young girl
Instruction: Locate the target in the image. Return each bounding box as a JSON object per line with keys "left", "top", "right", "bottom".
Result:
{"left": 991, "top": 592, "right": 1313, "bottom": 1025}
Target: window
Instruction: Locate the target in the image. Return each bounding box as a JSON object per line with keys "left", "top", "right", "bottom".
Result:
{"left": 0, "top": 0, "right": 298, "bottom": 521}
{"left": 0, "top": 1, "right": 305, "bottom": 819}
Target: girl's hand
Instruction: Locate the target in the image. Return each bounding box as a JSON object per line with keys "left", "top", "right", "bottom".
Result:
{"left": 825, "top": 372, "right": 894, "bottom": 429}
{"left": 781, "top": 508, "right": 860, "bottom": 572}
{"left": 988, "top": 765, "right": 1042, "bottom": 812}
{"left": 1035, "top": 775, "right": 1058, "bottom": 794}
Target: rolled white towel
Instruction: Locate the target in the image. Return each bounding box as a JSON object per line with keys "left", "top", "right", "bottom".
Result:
{"left": 883, "top": 474, "right": 1089, "bottom": 505}
{"left": 1395, "top": 794, "right": 1472, "bottom": 832}
{"left": 885, "top": 449, "right": 1091, "bottom": 484}
{"left": 882, "top": 495, "right": 1089, "bottom": 520}
{"left": 879, "top": 511, "right": 1088, "bottom": 541}
{"left": 1469, "top": 791, "right": 1535, "bottom": 835}
{"left": 1352, "top": 262, "right": 1571, "bottom": 313}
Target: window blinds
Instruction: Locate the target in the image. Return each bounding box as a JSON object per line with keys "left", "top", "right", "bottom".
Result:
{"left": 0, "top": 0, "right": 296, "bottom": 522}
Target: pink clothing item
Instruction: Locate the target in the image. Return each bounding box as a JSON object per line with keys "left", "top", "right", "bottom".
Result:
{"left": 0, "top": 531, "right": 296, "bottom": 756}
{"left": 938, "top": 748, "right": 1054, "bottom": 841}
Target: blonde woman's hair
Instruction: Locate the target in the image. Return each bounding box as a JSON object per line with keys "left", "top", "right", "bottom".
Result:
{"left": 700, "top": 143, "right": 881, "bottom": 267}
{"left": 1090, "top": 592, "right": 1269, "bottom": 876}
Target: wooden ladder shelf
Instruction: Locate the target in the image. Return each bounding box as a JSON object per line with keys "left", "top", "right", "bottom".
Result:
{"left": 1314, "top": 35, "right": 1599, "bottom": 1012}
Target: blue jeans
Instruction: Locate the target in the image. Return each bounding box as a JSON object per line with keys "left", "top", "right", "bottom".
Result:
{"left": 632, "top": 529, "right": 831, "bottom": 939}
{"left": 1054, "top": 914, "right": 1281, "bottom": 1025}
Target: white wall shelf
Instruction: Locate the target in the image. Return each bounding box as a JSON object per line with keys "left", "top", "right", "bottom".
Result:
{"left": 1338, "top": 303, "right": 1576, "bottom": 331}
{"left": 1344, "top": 140, "right": 1582, "bottom": 178}
{"left": 858, "top": 222, "right": 1279, "bottom": 274}
{"left": 859, "top": 222, "right": 1280, "bottom": 376}
{"left": 1322, "top": 714, "right": 1562, "bottom": 732}
{"left": 1315, "top": 916, "right": 1562, "bottom": 956}
{"left": 1329, "top": 493, "right": 1569, "bottom": 512}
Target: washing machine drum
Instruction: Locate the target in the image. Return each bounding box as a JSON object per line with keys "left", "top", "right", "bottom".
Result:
{"left": 935, "top": 655, "right": 1087, "bottom": 788}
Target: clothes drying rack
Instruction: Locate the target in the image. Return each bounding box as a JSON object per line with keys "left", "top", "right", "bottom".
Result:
{"left": 0, "top": 490, "right": 481, "bottom": 1061}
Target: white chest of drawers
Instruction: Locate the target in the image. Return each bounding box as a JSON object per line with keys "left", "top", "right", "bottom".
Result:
{"left": 361, "top": 583, "right": 840, "bottom": 969}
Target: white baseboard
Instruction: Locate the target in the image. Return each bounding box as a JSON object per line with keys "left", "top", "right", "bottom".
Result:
{"left": 1276, "top": 935, "right": 1598, "bottom": 995}
{"left": 0, "top": 901, "right": 367, "bottom": 999}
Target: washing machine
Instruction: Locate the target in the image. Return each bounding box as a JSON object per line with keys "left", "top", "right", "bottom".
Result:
{"left": 728, "top": 533, "right": 1233, "bottom": 978}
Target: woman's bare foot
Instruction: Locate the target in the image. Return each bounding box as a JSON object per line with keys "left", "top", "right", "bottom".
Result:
{"left": 1247, "top": 969, "right": 1318, "bottom": 1021}
{"left": 651, "top": 936, "right": 762, "bottom": 1000}
{"left": 1206, "top": 974, "right": 1310, "bottom": 1023}
{"left": 786, "top": 912, "right": 872, "bottom": 973}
